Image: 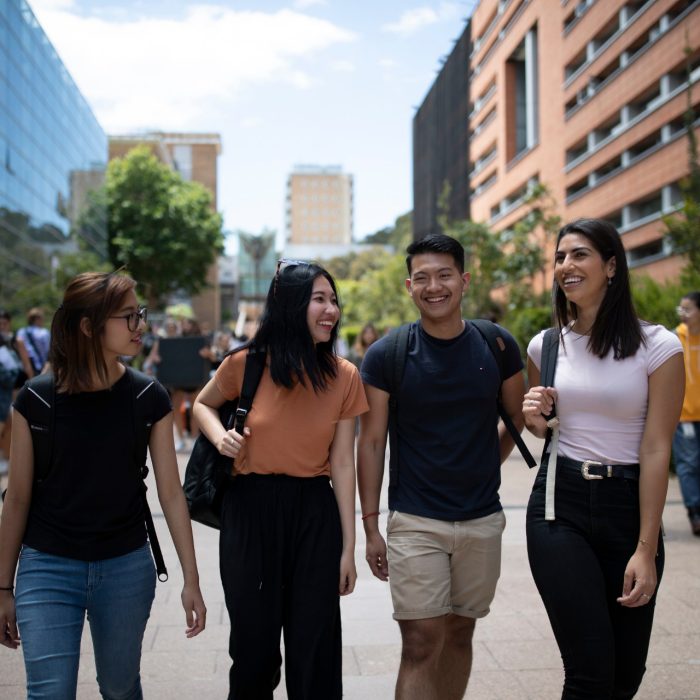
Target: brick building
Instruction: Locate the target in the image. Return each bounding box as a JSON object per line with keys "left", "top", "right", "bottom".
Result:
{"left": 109, "top": 132, "right": 223, "bottom": 327}
{"left": 415, "top": 0, "right": 700, "bottom": 286}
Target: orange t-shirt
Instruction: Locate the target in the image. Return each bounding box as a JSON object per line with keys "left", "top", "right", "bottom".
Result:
{"left": 214, "top": 350, "right": 369, "bottom": 477}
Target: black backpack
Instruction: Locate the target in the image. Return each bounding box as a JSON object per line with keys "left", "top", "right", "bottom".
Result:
{"left": 383, "top": 320, "right": 537, "bottom": 489}
{"left": 16, "top": 368, "right": 169, "bottom": 580}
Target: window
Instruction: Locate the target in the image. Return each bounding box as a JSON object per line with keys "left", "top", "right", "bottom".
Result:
{"left": 505, "top": 26, "right": 538, "bottom": 161}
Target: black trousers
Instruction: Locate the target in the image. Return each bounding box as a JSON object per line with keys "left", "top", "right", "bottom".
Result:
{"left": 219, "top": 473, "right": 343, "bottom": 700}
{"left": 527, "top": 457, "right": 664, "bottom": 700}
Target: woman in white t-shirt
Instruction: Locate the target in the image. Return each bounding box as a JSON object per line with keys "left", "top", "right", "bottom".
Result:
{"left": 522, "top": 218, "right": 684, "bottom": 699}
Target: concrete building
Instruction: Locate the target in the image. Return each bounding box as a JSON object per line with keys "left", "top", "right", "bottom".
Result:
{"left": 413, "top": 21, "right": 472, "bottom": 239}
{"left": 0, "top": 0, "right": 107, "bottom": 303}
{"left": 285, "top": 165, "right": 353, "bottom": 247}
{"left": 109, "top": 132, "right": 223, "bottom": 328}
{"left": 466, "top": 0, "right": 700, "bottom": 285}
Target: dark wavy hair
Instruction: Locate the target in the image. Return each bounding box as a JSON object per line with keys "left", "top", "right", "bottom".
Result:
{"left": 553, "top": 218, "right": 643, "bottom": 360}
{"left": 682, "top": 291, "right": 700, "bottom": 309}
{"left": 406, "top": 234, "right": 465, "bottom": 274}
{"left": 50, "top": 271, "right": 137, "bottom": 393}
{"left": 248, "top": 262, "right": 340, "bottom": 391}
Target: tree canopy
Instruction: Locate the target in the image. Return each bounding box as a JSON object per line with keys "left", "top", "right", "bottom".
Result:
{"left": 85, "top": 146, "right": 224, "bottom": 308}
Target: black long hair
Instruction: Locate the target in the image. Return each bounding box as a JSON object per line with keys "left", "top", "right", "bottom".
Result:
{"left": 553, "top": 218, "right": 643, "bottom": 360}
{"left": 251, "top": 262, "right": 339, "bottom": 391}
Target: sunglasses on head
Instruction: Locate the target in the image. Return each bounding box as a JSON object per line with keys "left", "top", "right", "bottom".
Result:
{"left": 273, "top": 259, "right": 314, "bottom": 296}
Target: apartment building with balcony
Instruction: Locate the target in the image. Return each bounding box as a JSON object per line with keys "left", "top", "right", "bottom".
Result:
{"left": 416, "top": 0, "right": 700, "bottom": 280}
{"left": 465, "top": 0, "right": 699, "bottom": 285}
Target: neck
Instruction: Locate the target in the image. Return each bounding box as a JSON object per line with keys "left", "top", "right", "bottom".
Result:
{"left": 687, "top": 320, "right": 700, "bottom": 335}
{"left": 420, "top": 316, "right": 464, "bottom": 340}
{"left": 88, "top": 359, "right": 124, "bottom": 390}
{"left": 571, "top": 303, "right": 600, "bottom": 335}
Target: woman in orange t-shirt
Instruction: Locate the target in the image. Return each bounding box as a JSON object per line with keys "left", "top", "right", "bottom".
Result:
{"left": 194, "top": 260, "right": 368, "bottom": 700}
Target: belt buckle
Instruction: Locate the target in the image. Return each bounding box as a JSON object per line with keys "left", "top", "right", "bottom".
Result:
{"left": 581, "top": 460, "right": 604, "bottom": 480}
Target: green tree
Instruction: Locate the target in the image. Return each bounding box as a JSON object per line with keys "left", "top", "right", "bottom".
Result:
{"left": 663, "top": 41, "right": 700, "bottom": 285}
{"left": 89, "top": 146, "right": 224, "bottom": 308}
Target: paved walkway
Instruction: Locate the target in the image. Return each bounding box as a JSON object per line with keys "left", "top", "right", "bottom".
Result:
{"left": 2, "top": 432, "right": 700, "bottom": 698}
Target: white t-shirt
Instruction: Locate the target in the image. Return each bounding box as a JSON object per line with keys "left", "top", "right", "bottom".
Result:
{"left": 528, "top": 323, "right": 682, "bottom": 464}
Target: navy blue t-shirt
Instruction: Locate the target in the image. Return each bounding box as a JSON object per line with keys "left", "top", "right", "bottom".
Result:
{"left": 361, "top": 320, "right": 522, "bottom": 521}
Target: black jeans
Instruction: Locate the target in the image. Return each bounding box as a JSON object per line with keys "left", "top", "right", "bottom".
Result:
{"left": 219, "top": 473, "right": 343, "bottom": 700}
{"left": 526, "top": 457, "right": 664, "bottom": 700}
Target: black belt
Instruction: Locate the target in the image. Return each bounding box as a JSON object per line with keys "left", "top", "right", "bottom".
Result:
{"left": 556, "top": 456, "right": 640, "bottom": 481}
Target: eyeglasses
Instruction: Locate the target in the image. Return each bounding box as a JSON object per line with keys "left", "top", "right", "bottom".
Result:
{"left": 110, "top": 306, "right": 147, "bottom": 332}
{"left": 677, "top": 306, "right": 693, "bottom": 316}
{"left": 274, "top": 258, "right": 312, "bottom": 296}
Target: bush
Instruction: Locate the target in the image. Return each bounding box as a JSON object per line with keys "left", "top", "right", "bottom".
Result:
{"left": 503, "top": 305, "right": 552, "bottom": 358}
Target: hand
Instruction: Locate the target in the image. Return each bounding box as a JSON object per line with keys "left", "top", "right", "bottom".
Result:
{"left": 365, "top": 531, "right": 389, "bottom": 581}
{"left": 181, "top": 582, "right": 207, "bottom": 638}
{"left": 523, "top": 386, "right": 558, "bottom": 436}
{"left": 0, "top": 592, "right": 20, "bottom": 650}
{"left": 617, "top": 550, "right": 657, "bottom": 607}
{"left": 338, "top": 550, "right": 357, "bottom": 596}
{"left": 216, "top": 427, "right": 249, "bottom": 458}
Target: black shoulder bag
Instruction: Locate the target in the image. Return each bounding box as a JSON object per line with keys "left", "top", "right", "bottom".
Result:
{"left": 183, "top": 347, "right": 266, "bottom": 529}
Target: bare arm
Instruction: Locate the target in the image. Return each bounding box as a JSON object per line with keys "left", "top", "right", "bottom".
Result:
{"left": 0, "top": 412, "right": 34, "bottom": 649}
{"left": 498, "top": 370, "right": 526, "bottom": 463}
{"left": 329, "top": 418, "right": 357, "bottom": 596}
{"left": 618, "top": 353, "right": 685, "bottom": 607}
{"left": 192, "top": 376, "right": 246, "bottom": 461}
{"left": 14, "top": 337, "right": 34, "bottom": 379}
{"left": 357, "top": 384, "right": 389, "bottom": 581}
{"left": 149, "top": 414, "right": 206, "bottom": 637}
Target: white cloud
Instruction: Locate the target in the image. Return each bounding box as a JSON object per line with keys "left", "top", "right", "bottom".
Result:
{"left": 383, "top": 2, "right": 460, "bottom": 36}
{"left": 29, "top": 2, "right": 355, "bottom": 132}
{"left": 331, "top": 59, "right": 355, "bottom": 73}
{"left": 293, "top": 0, "right": 328, "bottom": 8}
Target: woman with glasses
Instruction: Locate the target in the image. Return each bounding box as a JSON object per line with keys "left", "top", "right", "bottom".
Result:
{"left": 522, "top": 219, "right": 684, "bottom": 699}
{"left": 194, "top": 260, "right": 367, "bottom": 699}
{"left": 0, "top": 271, "right": 206, "bottom": 698}
{"left": 674, "top": 292, "right": 700, "bottom": 535}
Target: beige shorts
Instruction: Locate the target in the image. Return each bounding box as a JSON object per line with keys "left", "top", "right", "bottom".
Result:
{"left": 386, "top": 509, "right": 506, "bottom": 620}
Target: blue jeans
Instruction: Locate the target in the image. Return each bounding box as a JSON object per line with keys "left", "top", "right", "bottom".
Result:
{"left": 15, "top": 542, "right": 156, "bottom": 700}
{"left": 673, "top": 422, "right": 700, "bottom": 509}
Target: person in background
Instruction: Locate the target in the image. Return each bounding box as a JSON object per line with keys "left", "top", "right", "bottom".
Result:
{"left": 0, "top": 311, "right": 21, "bottom": 477}
{"left": 0, "top": 271, "right": 206, "bottom": 698}
{"left": 673, "top": 291, "right": 700, "bottom": 535}
{"left": 194, "top": 260, "right": 367, "bottom": 699}
{"left": 347, "top": 322, "right": 380, "bottom": 370}
{"left": 523, "top": 218, "right": 684, "bottom": 699}
{"left": 16, "top": 308, "right": 49, "bottom": 378}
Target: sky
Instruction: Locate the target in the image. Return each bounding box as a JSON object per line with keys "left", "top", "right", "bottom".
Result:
{"left": 29, "top": 0, "right": 477, "bottom": 251}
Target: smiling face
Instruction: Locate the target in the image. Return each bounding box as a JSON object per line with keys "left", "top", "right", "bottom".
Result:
{"left": 405, "top": 252, "right": 469, "bottom": 334}
{"left": 306, "top": 275, "right": 339, "bottom": 345}
{"left": 554, "top": 233, "right": 615, "bottom": 314}
{"left": 101, "top": 289, "right": 145, "bottom": 359}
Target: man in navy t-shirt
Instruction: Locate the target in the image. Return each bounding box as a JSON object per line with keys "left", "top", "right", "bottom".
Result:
{"left": 358, "top": 234, "right": 525, "bottom": 699}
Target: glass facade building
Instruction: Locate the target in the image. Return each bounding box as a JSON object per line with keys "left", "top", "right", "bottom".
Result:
{"left": 0, "top": 0, "right": 107, "bottom": 302}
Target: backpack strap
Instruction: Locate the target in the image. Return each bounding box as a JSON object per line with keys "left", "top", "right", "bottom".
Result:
{"left": 231, "top": 346, "right": 267, "bottom": 435}
{"left": 22, "top": 327, "right": 46, "bottom": 373}
{"left": 383, "top": 324, "right": 411, "bottom": 491}
{"left": 126, "top": 367, "right": 168, "bottom": 581}
{"left": 24, "top": 374, "right": 56, "bottom": 483}
{"left": 470, "top": 319, "right": 537, "bottom": 469}
{"left": 539, "top": 327, "right": 560, "bottom": 462}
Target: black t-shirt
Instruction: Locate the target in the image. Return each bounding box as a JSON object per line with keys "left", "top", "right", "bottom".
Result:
{"left": 13, "top": 371, "right": 171, "bottom": 561}
{"left": 361, "top": 320, "right": 523, "bottom": 522}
